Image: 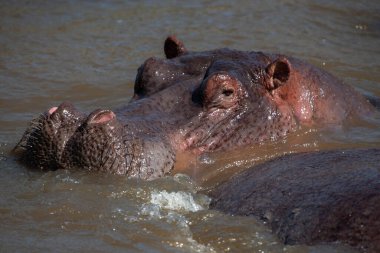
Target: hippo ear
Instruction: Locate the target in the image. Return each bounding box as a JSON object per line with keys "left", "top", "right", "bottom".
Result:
{"left": 164, "top": 35, "right": 188, "bottom": 59}
{"left": 265, "top": 57, "right": 291, "bottom": 91}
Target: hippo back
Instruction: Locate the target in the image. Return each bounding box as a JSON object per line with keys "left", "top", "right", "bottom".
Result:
{"left": 209, "top": 149, "right": 380, "bottom": 252}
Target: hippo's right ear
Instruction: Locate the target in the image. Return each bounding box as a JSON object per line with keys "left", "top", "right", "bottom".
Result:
{"left": 164, "top": 35, "right": 187, "bottom": 59}
{"left": 265, "top": 57, "right": 291, "bottom": 91}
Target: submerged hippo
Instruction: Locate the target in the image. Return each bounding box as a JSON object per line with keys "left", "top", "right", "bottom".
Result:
{"left": 13, "top": 36, "right": 375, "bottom": 179}
{"left": 208, "top": 149, "right": 380, "bottom": 252}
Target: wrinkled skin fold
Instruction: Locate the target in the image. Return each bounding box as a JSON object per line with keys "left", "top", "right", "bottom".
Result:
{"left": 14, "top": 36, "right": 375, "bottom": 179}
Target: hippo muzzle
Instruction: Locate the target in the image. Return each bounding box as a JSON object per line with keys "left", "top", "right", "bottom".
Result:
{"left": 14, "top": 102, "right": 175, "bottom": 179}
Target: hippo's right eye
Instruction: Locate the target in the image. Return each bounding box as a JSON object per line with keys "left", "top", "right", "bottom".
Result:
{"left": 200, "top": 73, "right": 242, "bottom": 110}
{"left": 222, "top": 89, "right": 234, "bottom": 97}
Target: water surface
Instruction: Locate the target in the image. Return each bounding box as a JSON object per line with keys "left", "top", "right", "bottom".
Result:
{"left": 1, "top": 1, "right": 379, "bottom": 252}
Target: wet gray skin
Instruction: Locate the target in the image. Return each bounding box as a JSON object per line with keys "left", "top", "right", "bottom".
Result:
{"left": 208, "top": 148, "right": 380, "bottom": 252}
{"left": 14, "top": 36, "right": 375, "bottom": 179}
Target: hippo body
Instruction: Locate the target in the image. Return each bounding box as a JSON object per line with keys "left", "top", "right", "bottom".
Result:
{"left": 208, "top": 149, "right": 380, "bottom": 252}
{"left": 14, "top": 36, "right": 375, "bottom": 179}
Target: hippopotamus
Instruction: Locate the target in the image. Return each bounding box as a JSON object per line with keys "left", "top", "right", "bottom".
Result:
{"left": 208, "top": 149, "right": 380, "bottom": 252}
{"left": 13, "top": 36, "right": 375, "bottom": 179}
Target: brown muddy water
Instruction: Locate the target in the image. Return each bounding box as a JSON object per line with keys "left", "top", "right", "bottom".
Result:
{"left": 1, "top": 1, "right": 380, "bottom": 252}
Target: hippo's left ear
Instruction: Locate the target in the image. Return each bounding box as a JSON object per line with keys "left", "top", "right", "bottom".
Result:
{"left": 265, "top": 57, "right": 291, "bottom": 91}
{"left": 164, "top": 35, "right": 188, "bottom": 59}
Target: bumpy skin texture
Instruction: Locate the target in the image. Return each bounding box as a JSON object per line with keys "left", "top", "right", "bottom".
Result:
{"left": 14, "top": 36, "right": 375, "bottom": 179}
{"left": 208, "top": 149, "right": 380, "bottom": 252}
{"left": 14, "top": 103, "right": 176, "bottom": 180}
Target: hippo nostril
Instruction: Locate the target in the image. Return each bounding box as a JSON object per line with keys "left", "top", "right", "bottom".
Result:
{"left": 87, "top": 109, "right": 116, "bottom": 124}
{"left": 51, "top": 102, "right": 75, "bottom": 115}
{"left": 47, "top": 102, "right": 83, "bottom": 123}
{"left": 48, "top": 107, "right": 58, "bottom": 115}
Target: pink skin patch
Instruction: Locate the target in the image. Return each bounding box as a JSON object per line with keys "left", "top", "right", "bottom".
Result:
{"left": 48, "top": 107, "right": 58, "bottom": 115}
{"left": 89, "top": 111, "right": 116, "bottom": 124}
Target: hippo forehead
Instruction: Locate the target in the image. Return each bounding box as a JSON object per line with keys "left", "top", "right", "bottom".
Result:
{"left": 179, "top": 49, "right": 272, "bottom": 72}
{"left": 138, "top": 49, "right": 272, "bottom": 95}
{"left": 204, "top": 58, "right": 258, "bottom": 81}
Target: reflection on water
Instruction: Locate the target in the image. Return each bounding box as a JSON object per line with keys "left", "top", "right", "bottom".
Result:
{"left": 0, "top": 0, "right": 379, "bottom": 252}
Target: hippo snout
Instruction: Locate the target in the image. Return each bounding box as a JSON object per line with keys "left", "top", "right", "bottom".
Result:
{"left": 87, "top": 109, "right": 116, "bottom": 125}
{"left": 47, "top": 102, "right": 84, "bottom": 123}
{"left": 13, "top": 102, "right": 84, "bottom": 170}
{"left": 15, "top": 103, "right": 128, "bottom": 174}
{"left": 14, "top": 102, "right": 175, "bottom": 179}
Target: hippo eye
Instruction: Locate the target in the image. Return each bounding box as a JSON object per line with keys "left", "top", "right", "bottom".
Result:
{"left": 222, "top": 89, "right": 234, "bottom": 97}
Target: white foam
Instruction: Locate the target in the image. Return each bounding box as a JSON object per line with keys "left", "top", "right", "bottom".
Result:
{"left": 140, "top": 203, "right": 161, "bottom": 218}
{"left": 138, "top": 190, "right": 214, "bottom": 252}
{"left": 150, "top": 190, "right": 209, "bottom": 212}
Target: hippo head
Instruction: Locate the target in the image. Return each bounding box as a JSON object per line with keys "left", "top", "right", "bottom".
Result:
{"left": 14, "top": 36, "right": 299, "bottom": 178}
{"left": 14, "top": 36, "right": 300, "bottom": 178}
{"left": 135, "top": 36, "right": 298, "bottom": 153}
{"left": 17, "top": 36, "right": 366, "bottom": 179}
